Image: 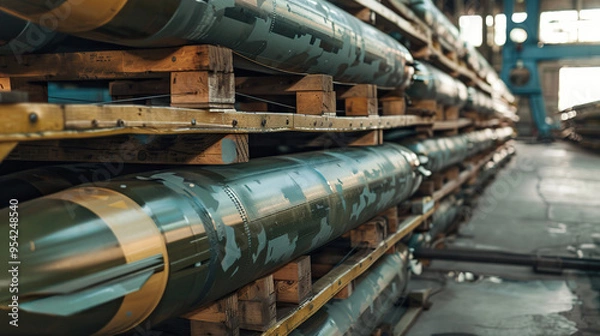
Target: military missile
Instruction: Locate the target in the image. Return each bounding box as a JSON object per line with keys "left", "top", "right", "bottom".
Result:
{"left": 0, "top": 143, "right": 422, "bottom": 335}
{"left": 290, "top": 251, "right": 409, "bottom": 336}
{"left": 405, "top": 195, "right": 462, "bottom": 249}
{"left": 0, "top": 0, "right": 414, "bottom": 89}
{"left": 466, "top": 87, "right": 496, "bottom": 115}
{"left": 388, "top": 128, "right": 513, "bottom": 174}
{"left": 0, "top": 11, "right": 61, "bottom": 56}
{"left": 0, "top": 163, "right": 150, "bottom": 206}
{"left": 406, "top": 61, "right": 468, "bottom": 109}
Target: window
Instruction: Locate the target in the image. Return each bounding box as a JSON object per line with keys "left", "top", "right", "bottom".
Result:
{"left": 579, "top": 9, "right": 600, "bottom": 42}
{"left": 495, "top": 14, "right": 507, "bottom": 46}
{"left": 558, "top": 67, "right": 600, "bottom": 110}
{"left": 512, "top": 12, "right": 528, "bottom": 23}
{"left": 539, "top": 9, "right": 600, "bottom": 44}
{"left": 540, "top": 10, "right": 578, "bottom": 43}
{"left": 459, "top": 15, "right": 483, "bottom": 47}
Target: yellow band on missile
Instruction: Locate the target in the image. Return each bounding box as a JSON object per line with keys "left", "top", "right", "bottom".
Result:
{"left": 49, "top": 187, "right": 169, "bottom": 335}
{"left": 3, "top": 0, "right": 129, "bottom": 33}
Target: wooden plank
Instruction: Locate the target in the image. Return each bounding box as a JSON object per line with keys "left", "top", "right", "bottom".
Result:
{"left": 0, "top": 77, "right": 11, "bottom": 90}
{"left": 109, "top": 79, "right": 170, "bottom": 97}
{"left": 0, "top": 104, "right": 433, "bottom": 142}
{"left": 381, "top": 91, "right": 406, "bottom": 116}
{"left": 334, "top": 281, "right": 355, "bottom": 299}
{"left": 262, "top": 210, "right": 435, "bottom": 336}
{"left": 350, "top": 217, "right": 388, "bottom": 248}
{"left": 6, "top": 79, "right": 48, "bottom": 102}
{"left": 236, "top": 75, "right": 333, "bottom": 96}
{"left": 411, "top": 100, "right": 437, "bottom": 114}
{"left": 186, "top": 294, "right": 240, "bottom": 336}
{"left": 0, "top": 45, "right": 233, "bottom": 80}
{"left": 171, "top": 71, "right": 235, "bottom": 110}
{"left": 273, "top": 256, "right": 312, "bottom": 304}
{"left": 444, "top": 106, "right": 460, "bottom": 120}
{"left": 0, "top": 103, "right": 64, "bottom": 134}
{"left": 296, "top": 90, "right": 336, "bottom": 115}
{"left": 342, "top": 84, "right": 378, "bottom": 116}
{"left": 6, "top": 134, "right": 249, "bottom": 165}
{"left": 238, "top": 276, "right": 277, "bottom": 331}
{"left": 349, "top": 130, "right": 383, "bottom": 147}
{"left": 433, "top": 119, "right": 473, "bottom": 132}
{"left": 379, "top": 207, "right": 399, "bottom": 233}
{"left": 353, "top": 0, "right": 430, "bottom": 45}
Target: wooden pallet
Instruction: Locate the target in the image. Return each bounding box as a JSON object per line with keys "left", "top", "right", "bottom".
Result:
{"left": 409, "top": 99, "right": 461, "bottom": 122}
{"left": 417, "top": 166, "right": 461, "bottom": 197}
{"left": 183, "top": 256, "right": 312, "bottom": 335}
{"left": 153, "top": 203, "right": 435, "bottom": 336}
{"left": 432, "top": 118, "right": 474, "bottom": 136}
{"left": 330, "top": 0, "right": 431, "bottom": 49}
{"left": 0, "top": 44, "right": 436, "bottom": 164}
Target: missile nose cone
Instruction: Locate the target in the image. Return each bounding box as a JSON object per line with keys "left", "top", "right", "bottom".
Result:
{"left": 0, "top": 187, "right": 169, "bottom": 335}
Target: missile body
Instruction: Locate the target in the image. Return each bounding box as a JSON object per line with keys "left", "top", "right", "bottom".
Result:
{"left": 0, "top": 144, "right": 421, "bottom": 335}
{"left": 398, "top": 127, "right": 513, "bottom": 173}
{"left": 407, "top": 196, "right": 461, "bottom": 249}
{"left": 0, "top": 163, "right": 148, "bottom": 206}
{"left": 466, "top": 87, "right": 496, "bottom": 115}
{"left": 0, "top": 0, "right": 414, "bottom": 89}
{"left": 0, "top": 11, "right": 61, "bottom": 56}
{"left": 406, "top": 61, "right": 468, "bottom": 109}
{"left": 398, "top": 0, "right": 464, "bottom": 54}
{"left": 290, "top": 251, "right": 409, "bottom": 336}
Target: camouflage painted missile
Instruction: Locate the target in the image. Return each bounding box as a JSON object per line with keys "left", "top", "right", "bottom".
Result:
{"left": 406, "top": 61, "right": 468, "bottom": 109}
{"left": 466, "top": 87, "right": 496, "bottom": 115}
{"left": 0, "top": 144, "right": 422, "bottom": 335}
{"left": 391, "top": 127, "right": 514, "bottom": 173}
{"left": 0, "top": 163, "right": 148, "bottom": 206}
{"left": 290, "top": 251, "right": 409, "bottom": 336}
{"left": 394, "top": 0, "right": 464, "bottom": 54}
{"left": 407, "top": 195, "right": 461, "bottom": 249}
{"left": 0, "top": 11, "right": 61, "bottom": 56}
{"left": 0, "top": 0, "right": 414, "bottom": 88}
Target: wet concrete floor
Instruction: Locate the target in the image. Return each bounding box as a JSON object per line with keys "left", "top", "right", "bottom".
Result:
{"left": 407, "top": 141, "right": 600, "bottom": 336}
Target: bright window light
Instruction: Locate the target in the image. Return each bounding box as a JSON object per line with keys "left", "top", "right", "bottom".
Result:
{"left": 511, "top": 12, "right": 528, "bottom": 23}
{"left": 459, "top": 15, "right": 483, "bottom": 47}
{"left": 540, "top": 10, "right": 579, "bottom": 43}
{"left": 579, "top": 9, "right": 600, "bottom": 42}
{"left": 494, "top": 14, "right": 507, "bottom": 46}
{"left": 558, "top": 67, "right": 600, "bottom": 110}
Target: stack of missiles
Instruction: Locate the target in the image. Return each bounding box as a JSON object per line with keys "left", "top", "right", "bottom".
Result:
{"left": 0, "top": 0, "right": 517, "bottom": 335}
{"left": 0, "top": 0, "right": 516, "bottom": 118}
{"left": 0, "top": 128, "right": 514, "bottom": 335}
{"left": 560, "top": 100, "right": 600, "bottom": 149}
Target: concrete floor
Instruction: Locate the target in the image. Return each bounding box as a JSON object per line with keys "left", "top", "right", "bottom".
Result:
{"left": 407, "top": 140, "right": 600, "bottom": 336}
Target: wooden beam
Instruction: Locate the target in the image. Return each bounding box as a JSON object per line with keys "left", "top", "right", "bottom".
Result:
{"left": 6, "top": 134, "right": 249, "bottom": 165}
{"left": 0, "top": 45, "right": 233, "bottom": 80}
{"left": 238, "top": 276, "right": 277, "bottom": 331}
{"left": 273, "top": 256, "right": 312, "bottom": 305}
{"left": 186, "top": 294, "right": 240, "bottom": 336}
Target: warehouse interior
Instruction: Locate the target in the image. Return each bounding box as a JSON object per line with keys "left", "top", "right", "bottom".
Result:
{"left": 0, "top": 0, "right": 599, "bottom": 336}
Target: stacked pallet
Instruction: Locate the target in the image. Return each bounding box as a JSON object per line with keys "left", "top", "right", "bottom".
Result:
{"left": 0, "top": 1, "right": 518, "bottom": 336}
